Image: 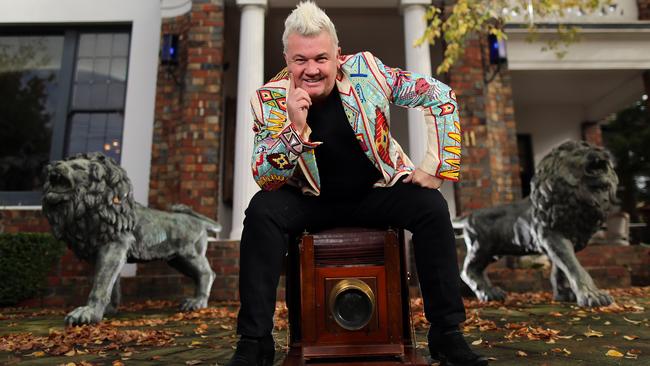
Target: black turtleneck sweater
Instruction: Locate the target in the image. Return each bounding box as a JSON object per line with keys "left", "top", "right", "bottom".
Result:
{"left": 307, "top": 89, "right": 381, "bottom": 200}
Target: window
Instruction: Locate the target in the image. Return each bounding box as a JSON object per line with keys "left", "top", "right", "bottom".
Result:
{"left": 0, "top": 26, "right": 131, "bottom": 205}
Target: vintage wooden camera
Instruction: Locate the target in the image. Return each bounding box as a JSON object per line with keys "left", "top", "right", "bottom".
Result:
{"left": 283, "top": 228, "right": 428, "bottom": 365}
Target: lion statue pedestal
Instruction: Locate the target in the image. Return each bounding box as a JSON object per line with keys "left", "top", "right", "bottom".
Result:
{"left": 42, "top": 152, "right": 221, "bottom": 325}
{"left": 457, "top": 141, "right": 618, "bottom": 307}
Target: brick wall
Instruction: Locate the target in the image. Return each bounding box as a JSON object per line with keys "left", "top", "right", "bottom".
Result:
{"left": 449, "top": 35, "right": 522, "bottom": 214}
{"left": 582, "top": 122, "right": 604, "bottom": 146}
{"left": 20, "top": 240, "right": 244, "bottom": 307}
{"left": 1, "top": 209, "right": 49, "bottom": 233}
{"left": 18, "top": 238, "right": 650, "bottom": 307}
{"left": 149, "top": 0, "right": 224, "bottom": 219}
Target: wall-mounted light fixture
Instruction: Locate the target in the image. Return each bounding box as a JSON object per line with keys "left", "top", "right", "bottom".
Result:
{"left": 161, "top": 33, "right": 179, "bottom": 65}
{"left": 488, "top": 34, "right": 507, "bottom": 65}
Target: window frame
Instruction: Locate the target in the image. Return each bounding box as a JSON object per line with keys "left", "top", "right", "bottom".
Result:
{"left": 0, "top": 24, "right": 131, "bottom": 206}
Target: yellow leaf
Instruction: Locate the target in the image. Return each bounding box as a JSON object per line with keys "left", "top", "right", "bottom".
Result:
{"left": 27, "top": 351, "right": 46, "bottom": 357}
{"left": 562, "top": 348, "right": 571, "bottom": 355}
{"left": 557, "top": 335, "right": 574, "bottom": 339}
{"left": 583, "top": 327, "right": 603, "bottom": 338}
{"left": 471, "top": 338, "right": 483, "bottom": 345}
{"left": 623, "top": 317, "right": 642, "bottom": 325}
{"left": 623, "top": 335, "right": 639, "bottom": 340}
{"left": 606, "top": 350, "right": 624, "bottom": 357}
{"left": 65, "top": 349, "right": 77, "bottom": 356}
{"left": 516, "top": 351, "right": 528, "bottom": 357}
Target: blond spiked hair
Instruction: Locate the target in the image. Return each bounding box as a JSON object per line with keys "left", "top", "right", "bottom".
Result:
{"left": 282, "top": 1, "right": 339, "bottom": 53}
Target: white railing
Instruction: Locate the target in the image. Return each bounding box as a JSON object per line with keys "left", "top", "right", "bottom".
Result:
{"left": 506, "top": 0, "right": 640, "bottom": 24}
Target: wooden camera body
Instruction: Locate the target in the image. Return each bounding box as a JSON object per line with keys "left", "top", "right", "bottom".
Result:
{"left": 283, "top": 228, "right": 428, "bottom": 365}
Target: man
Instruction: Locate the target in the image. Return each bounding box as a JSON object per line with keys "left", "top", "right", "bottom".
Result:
{"left": 226, "top": 2, "right": 488, "bottom": 366}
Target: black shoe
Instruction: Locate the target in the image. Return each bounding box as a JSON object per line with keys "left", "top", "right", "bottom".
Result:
{"left": 428, "top": 328, "right": 488, "bottom": 366}
{"left": 225, "top": 334, "right": 275, "bottom": 366}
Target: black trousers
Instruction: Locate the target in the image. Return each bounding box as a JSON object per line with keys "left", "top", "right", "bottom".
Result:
{"left": 236, "top": 180, "right": 466, "bottom": 337}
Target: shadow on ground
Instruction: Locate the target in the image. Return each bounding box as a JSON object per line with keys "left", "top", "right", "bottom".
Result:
{"left": 1, "top": 287, "right": 648, "bottom": 366}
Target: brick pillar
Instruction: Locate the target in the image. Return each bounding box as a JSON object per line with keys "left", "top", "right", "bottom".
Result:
{"left": 582, "top": 121, "right": 603, "bottom": 146}
{"left": 449, "top": 35, "right": 521, "bottom": 214}
{"left": 150, "top": 14, "right": 190, "bottom": 210}
{"left": 638, "top": 0, "right": 650, "bottom": 19}
{"left": 150, "top": 0, "right": 224, "bottom": 219}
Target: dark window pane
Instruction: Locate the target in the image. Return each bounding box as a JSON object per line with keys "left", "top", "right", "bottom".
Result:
{"left": 73, "top": 83, "right": 91, "bottom": 109}
{"left": 78, "top": 33, "right": 95, "bottom": 57}
{"left": 75, "top": 58, "right": 93, "bottom": 82}
{"left": 67, "top": 113, "right": 90, "bottom": 155}
{"left": 66, "top": 31, "right": 128, "bottom": 165}
{"left": 112, "top": 34, "right": 129, "bottom": 57}
{"left": 107, "top": 82, "right": 125, "bottom": 108}
{"left": 90, "top": 83, "right": 108, "bottom": 107}
{"left": 96, "top": 34, "right": 111, "bottom": 57}
{"left": 67, "top": 112, "right": 122, "bottom": 163}
{"left": 110, "top": 57, "right": 127, "bottom": 81}
{"left": 104, "top": 113, "right": 123, "bottom": 162}
{"left": 93, "top": 58, "right": 110, "bottom": 82}
{"left": 0, "top": 35, "right": 64, "bottom": 191}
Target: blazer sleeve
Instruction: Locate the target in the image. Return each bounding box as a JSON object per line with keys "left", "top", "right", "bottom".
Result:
{"left": 373, "top": 55, "right": 461, "bottom": 181}
{"left": 250, "top": 90, "right": 319, "bottom": 191}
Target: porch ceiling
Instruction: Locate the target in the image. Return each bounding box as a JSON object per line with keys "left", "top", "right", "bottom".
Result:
{"left": 510, "top": 69, "right": 646, "bottom": 121}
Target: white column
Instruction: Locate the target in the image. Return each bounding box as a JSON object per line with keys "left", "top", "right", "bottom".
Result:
{"left": 401, "top": 0, "right": 432, "bottom": 167}
{"left": 230, "top": 0, "right": 267, "bottom": 239}
{"left": 401, "top": 0, "right": 456, "bottom": 218}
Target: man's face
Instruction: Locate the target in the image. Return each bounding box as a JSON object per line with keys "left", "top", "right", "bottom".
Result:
{"left": 284, "top": 31, "right": 340, "bottom": 102}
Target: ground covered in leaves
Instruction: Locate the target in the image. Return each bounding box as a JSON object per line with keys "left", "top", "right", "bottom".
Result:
{"left": 1, "top": 287, "right": 648, "bottom": 365}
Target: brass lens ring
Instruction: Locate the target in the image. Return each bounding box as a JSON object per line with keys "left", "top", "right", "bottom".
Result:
{"left": 328, "top": 278, "right": 376, "bottom": 331}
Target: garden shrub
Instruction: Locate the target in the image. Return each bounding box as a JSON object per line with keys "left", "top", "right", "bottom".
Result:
{"left": 0, "top": 233, "right": 66, "bottom": 306}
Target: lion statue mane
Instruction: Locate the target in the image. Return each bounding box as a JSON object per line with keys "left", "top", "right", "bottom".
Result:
{"left": 457, "top": 141, "right": 618, "bottom": 307}
{"left": 42, "top": 152, "right": 221, "bottom": 325}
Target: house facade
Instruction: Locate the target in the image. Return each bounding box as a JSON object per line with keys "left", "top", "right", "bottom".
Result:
{"left": 1, "top": 0, "right": 649, "bottom": 302}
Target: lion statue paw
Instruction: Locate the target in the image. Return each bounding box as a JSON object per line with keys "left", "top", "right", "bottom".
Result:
{"left": 477, "top": 286, "right": 507, "bottom": 302}
{"left": 180, "top": 297, "right": 209, "bottom": 312}
{"left": 576, "top": 288, "right": 613, "bottom": 307}
{"left": 65, "top": 306, "right": 103, "bottom": 326}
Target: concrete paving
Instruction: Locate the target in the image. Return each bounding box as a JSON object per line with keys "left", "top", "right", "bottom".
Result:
{"left": 1, "top": 287, "right": 648, "bottom": 366}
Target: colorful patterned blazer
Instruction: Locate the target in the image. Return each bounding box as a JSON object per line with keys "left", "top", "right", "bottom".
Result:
{"left": 250, "top": 51, "right": 461, "bottom": 195}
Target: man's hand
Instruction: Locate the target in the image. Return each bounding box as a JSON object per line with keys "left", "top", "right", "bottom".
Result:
{"left": 287, "top": 72, "right": 311, "bottom": 134}
{"left": 403, "top": 168, "right": 443, "bottom": 189}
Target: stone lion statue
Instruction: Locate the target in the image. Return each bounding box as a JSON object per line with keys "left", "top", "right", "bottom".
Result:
{"left": 457, "top": 141, "right": 618, "bottom": 307}
{"left": 42, "top": 152, "right": 221, "bottom": 325}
